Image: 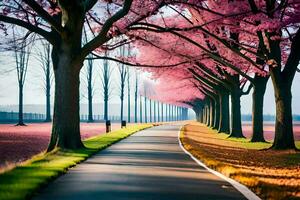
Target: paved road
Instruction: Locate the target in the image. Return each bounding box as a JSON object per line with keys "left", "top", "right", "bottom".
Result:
{"left": 33, "top": 125, "right": 247, "bottom": 200}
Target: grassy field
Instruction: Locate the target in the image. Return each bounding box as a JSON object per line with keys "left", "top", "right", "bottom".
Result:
{"left": 181, "top": 122, "right": 300, "bottom": 200}
{"left": 0, "top": 124, "right": 153, "bottom": 200}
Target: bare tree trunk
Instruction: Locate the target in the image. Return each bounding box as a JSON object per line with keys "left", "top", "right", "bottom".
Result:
{"left": 272, "top": 82, "right": 295, "bottom": 149}
{"left": 139, "top": 95, "right": 143, "bottom": 123}
{"left": 45, "top": 63, "right": 51, "bottom": 122}
{"left": 144, "top": 96, "right": 147, "bottom": 123}
{"left": 104, "top": 95, "right": 108, "bottom": 121}
{"left": 214, "top": 95, "right": 220, "bottom": 130}
{"left": 134, "top": 79, "right": 138, "bottom": 123}
{"left": 17, "top": 83, "right": 25, "bottom": 126}
{"left": 154, "top": 101, "right": 156, "bottom": 122}
{"left": 120, "top": 94, "right": 124, "bottom": 122}
{"left": 149, "top": 99, "right": 152, "bottom": 122}
{"left": 206, "top": 104, "right": 210, "bottom": 126}
{"left": 209, "top": 98, "right": 215, "bottom": 127}
{"left": 169, "top": 104, "right": 171, "bottom": 121}
{"left": 229, "top": 87, "right": 244, "bottom": 138}
{"left": 87, "top": 66, "right": 93, "bottom": 122}
{"left": 134, "top": 93, "right": 137, "bottom": 123}
{"left": 161, "top": 103, "right": 164, "bottom": 122}
{"left": 203, "top": 106, "right": 206, "bottom": 124}
{"left": 157, "top": 102, "right": 160, "bottom": 122}
{"left": 218, "top": 91, "right": 230, "bottom": 133}
{"left": 127, "top": 76, "right": 131, "bottom": 123}
{"left": 47, "top": 51, "right": 83, "bottom": 151}
{"left": 251, "top": 76, "right": 268, "bottom": 142}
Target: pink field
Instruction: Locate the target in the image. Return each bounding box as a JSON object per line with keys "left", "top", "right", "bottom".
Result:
{"left": 242, "top": 122, "right": 300, "bottom": 141}
{"left": 0, "top": 122, "right": 121, "bottom": 168}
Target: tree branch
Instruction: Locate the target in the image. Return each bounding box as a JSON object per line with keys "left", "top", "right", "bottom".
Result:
{"left": 23, "top": 0, "right": 64, "bottom": 34}
{"left": 282, "top": 28, "right": 300, "bottom": 84}
{"left": 81, "top": 0, "right": 133, "bottom": 58}
{"left": 89, "top": 53, "right": 190, "bottom": 68}
{"left": 0, "top": 15, "right": 54, "bottom": 44}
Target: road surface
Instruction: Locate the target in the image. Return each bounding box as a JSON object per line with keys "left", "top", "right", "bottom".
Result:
{"left": 33, "top": 125, "right": 247, "bottom": 200}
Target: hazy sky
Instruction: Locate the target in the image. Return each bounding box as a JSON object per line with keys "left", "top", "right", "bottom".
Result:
{"left": 0, "top": 50, "right": 300, "bottom": 115}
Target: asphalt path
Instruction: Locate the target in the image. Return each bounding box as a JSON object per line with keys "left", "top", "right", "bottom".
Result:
{"left": 33, "top": 124, "right": 247, "bottom": 200}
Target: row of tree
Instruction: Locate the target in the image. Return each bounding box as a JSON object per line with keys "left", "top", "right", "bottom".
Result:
{"left": 1, "top": 0, "right": 299, "bottom": 150}
{"left": 5, "top": 34, "right": 188, "bottom": 126}
{"left": 127, "top": 1, "right": 300, "bottom": 150}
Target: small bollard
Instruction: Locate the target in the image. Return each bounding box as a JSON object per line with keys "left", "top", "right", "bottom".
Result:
{"left": 105, "top": 120, "right": 111, "bottom": 133}
{"left": 121, "top": 120, "right": 126, "bottom": 128}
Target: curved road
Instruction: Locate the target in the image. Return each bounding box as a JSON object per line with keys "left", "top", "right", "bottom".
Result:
{"left": 33, "top": 125, "right": 247, "bottom": 200}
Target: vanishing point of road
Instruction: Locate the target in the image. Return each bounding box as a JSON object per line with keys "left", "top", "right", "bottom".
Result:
{"left": 33, "top": 124, "right": 249, "bottom": 200}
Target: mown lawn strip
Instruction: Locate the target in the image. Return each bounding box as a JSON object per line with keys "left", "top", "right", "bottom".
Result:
{"left": 0, "top": 124, "right": 153, "bottom": 200}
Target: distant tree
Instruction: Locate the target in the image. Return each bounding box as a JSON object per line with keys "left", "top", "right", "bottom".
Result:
{"left": 12, "top": 31, "right": 32, "bottom": 126}
{"left": 157, "top": 101, "right": 160, "bottom": 122}
{"left": 134, "top": 70, "right": 139, "bottom": 123}
{"left": 127, "top": 66, "right": 131, "bottom": 123}
{"left": 36, "top": 40, "right": 52, "bottom": 122}
{"left": 118, "top": 46, "right": 128, "bottom": 122}
{"left": 149, "top": 98, "right": 152, "bottom": 122}
{"left": 101, "top": 51, "right": 113, "bottom": 121}
{"left": 85, "top": 55, "right": 94, "bottom": 122}
{"left": 81, "top": 29, "right": 95, "bottom": 122}
{"left": 161, "top": 103, "right": 164, "bottom": 122}
{"left": 80, "top": 54, "right": 96, "bottom": 122}
{"left": 153, "top": 100, "right": 156, "bottom": 122}
{"left": 144, "top": 96, "right": 147, "bottom": 123}
{"left": 139, "top": 94, "right": 143, "bottom": 123}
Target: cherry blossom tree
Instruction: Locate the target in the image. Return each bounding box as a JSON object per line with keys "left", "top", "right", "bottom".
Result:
{"left": 0, "top": 0, "right": 204, "bottom": 150}
{"left": 129, "top": 1, "right": 300, "bottom": 149}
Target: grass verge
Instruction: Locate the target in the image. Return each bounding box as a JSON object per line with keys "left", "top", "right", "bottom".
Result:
{"left": 0, "top": 124, "right": 153, "bottom": 200}
{"left": 180, "top": 122, "right": 300, "bottom": 200}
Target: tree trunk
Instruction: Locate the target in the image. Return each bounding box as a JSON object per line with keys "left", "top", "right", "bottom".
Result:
{"left": 127, "top": 89, "right": 131, "bottom": 123}
{"left": 149, "top": 99, "right": 152, "bottom": 122}
{"left": 139, "top": 96, "right": 143, "bottom": 123}
{"left": 154, "top": 101, "right": 156, "bottom": 122}
{"left": 214, "top": 96, "right": 220, "bottom": 130}
{"left": 120, "top": 97, "right": 124, "bottom": 122}
{"left": 198, "top": 109, "right": 202, "bottom": 123}
{"left": 272, "top": 83, "right": 295, "bottom": 149}
{"left": 218, "top": 91, "right": 230, "bottom": 133}
{"left": 209, "top": 98, "right": 215, "bottom": 127}
{"left": 251, "top": 76, "right": 268, "bottom": 142}
{"left": 104, "top": 95, "right": 108, "bottom": 121}
{"left": 157, "top": 102, "right": 160, "bottom": 122}
{"left": 134, "top": 93, "right": 137, "bottom": 123}
{"left": 195, "top": 111, "right": 201, "bottom": 122}
{"left": 202, "top": 107, "right": 206, "bottom": 124}
{"left": 206, "top": 105, "right": 210, "bottom": 126}
{"left": 47, "top": 53, "right": 83, "bottom": 151}
{"left": 167, "top": 104, "right": 171, "bottom": 121}
{"left": 17, "top": 83, "right": 25, "bottom": 126}
{"left": 144, "top": 97, "right": 147, "bottom": 123}
{"left": 45, "top": 65, "right": 51, "bottom": 122}
{"left": 87, "top": 73, "right": 93, "bottom": 122}
{"left": 161, "top": 103, "right": 164, "bottom": 122}
{"left": 229, "top": 88, "right": 244, "bottom": 138}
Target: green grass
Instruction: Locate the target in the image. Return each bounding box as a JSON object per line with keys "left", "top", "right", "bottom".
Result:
{"left": 296, "top": 141, "right": 300, "bottom": 149}
{"left": 209, "top": 126, "right": 300, "bottom": 150}
{"left": 0, "top": 124, "right": 153, "bottom": 200}
{"left": 211, "top": 131, "right": 272, "bottom": 150}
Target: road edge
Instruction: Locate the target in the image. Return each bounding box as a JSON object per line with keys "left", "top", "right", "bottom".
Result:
{"left": 177, "top": 125, "right": 261, "bottom": 200}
